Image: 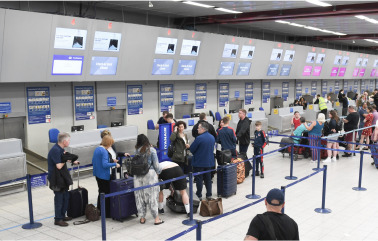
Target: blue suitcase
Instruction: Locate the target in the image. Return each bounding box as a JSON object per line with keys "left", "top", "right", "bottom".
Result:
{"left": 109, "top": 176, "right": 138, "bottom": 221}
{"left": 217, "top": 164, "right": 237, "bottom": 198}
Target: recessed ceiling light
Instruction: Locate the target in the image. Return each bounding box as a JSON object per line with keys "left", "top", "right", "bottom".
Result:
{"left": 183, "top": 1, "right": 214, "bottom": 8}
{"left": 275, "top": 20, "right": 290, "bottom": 24}
{"left": 215, "top": 8, "right": 242, "bottom": 14}
{"left": 364, "top": 39, "right": 378, "bottom": 44}
{"left": 355, "top": 15, "right": 378, "bottom": 24}
{"left": 305, "top": 0, "right": 332, "bottom": 7}
{"left": 275, "top": 20, "right": 346, "bottom": 36}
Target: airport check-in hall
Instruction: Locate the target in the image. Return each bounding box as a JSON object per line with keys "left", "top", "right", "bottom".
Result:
{"left": 1, "top": 1, "right": 378, "bottom": 240}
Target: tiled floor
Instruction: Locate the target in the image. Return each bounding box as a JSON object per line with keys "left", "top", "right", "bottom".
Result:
{"left": 1, "top": 135, "right": 378, "bottom": 240}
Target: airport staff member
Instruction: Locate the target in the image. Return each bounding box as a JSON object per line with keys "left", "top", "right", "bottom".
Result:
{"left": 316, "top": 94, "right": 328, "bottom": 116}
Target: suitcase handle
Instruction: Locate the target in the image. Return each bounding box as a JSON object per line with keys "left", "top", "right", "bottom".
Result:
{"left": 70, "top": 164, "right": 80, "bottom": 190}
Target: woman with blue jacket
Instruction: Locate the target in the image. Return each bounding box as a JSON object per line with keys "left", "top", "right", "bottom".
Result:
{"left": 92, "top": 135, "right": 120, "bottom": 218}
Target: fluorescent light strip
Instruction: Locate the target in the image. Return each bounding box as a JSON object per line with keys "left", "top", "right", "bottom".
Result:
{"left": 355, "top": 15, "right": 378, "bottom": 24}
{"left": 365, "top": 39, "right": 378, "bottom": 44}
{"left": 183, "top": 1, "right": 214, "bottom": 8}
{"left": 305, "top": 0, "right": 332, "bottom": 7}
{"left": 275, "top": 20, "right": 346, "bottom": 36}
{"left": 215, "top": 7, "right": 242, "bottom": 14}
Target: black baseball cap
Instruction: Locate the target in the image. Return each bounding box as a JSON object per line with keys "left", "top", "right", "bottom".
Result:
{"left": 266, "top": 188, "right": 284, "bottom": 206}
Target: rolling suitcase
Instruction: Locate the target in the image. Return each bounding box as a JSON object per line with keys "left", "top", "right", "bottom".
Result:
{"left": 67, "top": 165, "right": 88, "bottom": 219}
{"left": 217, "top": 164, "right": 237, "bottom": 198}
{"left": 166, "top": 189, "right": 200, "bottom": 214}
{"left": 109, "top": 161, "right": 138, "bottom": 221}
{"left": 231, "top": 157, "right": 245, "bottom": 184}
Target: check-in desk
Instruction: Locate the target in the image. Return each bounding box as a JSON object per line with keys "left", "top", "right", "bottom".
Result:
{"left": 334, "top": 102, "right": 343, "bottom": 115}
{"left": 303, "top": 104, "right": 320, "bottom": 121}
{"left": 0, "top": 138, "right": 26, "bottom": 195}
{"left": 267, "top": 107, "right": 297, "bottom": 132}
{"left": 65, "top": 126, "right": 138, "bottom": 168}
{"left": 228, "top": 111, "right": 268, "bottom": 136}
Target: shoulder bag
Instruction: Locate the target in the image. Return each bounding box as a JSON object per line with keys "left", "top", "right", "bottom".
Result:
{"left": 199, "top": 198, "right": 223, "bottom": 217}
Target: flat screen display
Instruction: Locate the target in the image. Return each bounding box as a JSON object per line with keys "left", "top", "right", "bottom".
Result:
{"left": 236, "top": 62, "right": 251, "bottom": 76}
{"left": 374, "top": 60, "right": 378, "bottom": 67}
{"left": 54, "top": 27, "right": 87, "bottom": 50}
{"left": 334, "top": 55, "right": 342, "bottom": 65}
{"left": 270, "top": 49, "right": 283, "bottom": 61}
{"left": 356, "top": 58, "right": 362, "bottom": 66}
{"left": 342, "top": 56, "right": 349, "bottom": 66}
{"left": 152, "top": 59, "right": 174, "bottom": 75}
{"left": 283, "top": 50, "right": 295, "bottom": 62}
{"left": 177, "top": 60, "right": 196, "bottom": 75}
{"left": 155, "top": 37, "right": 177, "bottom": 55}
{"left": 362, "top": 58, "right": 368, "bottom": 67}
{"left": 306, "top": 52, "right": 316, "bottom": 63}
{"left": 240, "top": 46, "right": 255, "bottom": 59}
{"left": 222, "top": 44, "right": 239, "bottom": 58}
{"left": 90, "top": 57, "right": 118, "bottom": 75}
{"left": 93, "top": 31, "right": 122, "bottom": 52}
{"left": 316, "top": 54, "right": 325, "bottom": 64}
{"left": 219, "top": 62, "right": 235, "bottom": 75}
{"left": 52, "top": 55, "right": 84, "bottom": 75}
{"left": 180, "top": 39, "right": 201, "bottom": 56}
{"left": 267, "top": 64, "right": 279, "bottom": 76}
{"left": 280, "top": 64, "right": 291, "bottom": 76}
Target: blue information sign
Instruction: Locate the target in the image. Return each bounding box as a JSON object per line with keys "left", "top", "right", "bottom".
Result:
{"left": 267, "top": 64, "right": 279, "bottom": 76}
{"left": 344, "top": 80, "right": 348, "bottom": 92}
{"left": 354, "top": 80, "right": 358, "bottom": 93}
{"left": 235, "top": 91, "right": 240, "bottom": 98}
{"left": 236, "top": 62, "right": 251, "bottom": 76}
{"left": 31, "top": 174, "right": 47, "bottom": 188}
{"left": 245, "top": 83, "right": 253, "bottom": 105}
{"left": 296, "top": 82, "right": 302, "bottom": 99}
{"left": 219, "top": 83, "right": 229, "bottom": 107}
{"left": 311, "top": 81, "right": 317, "bottom": 97}
{"left": 322, "top": 81, "right": 328, "bottom": 96}
{"left": 177, "top": 60, "right": 196, "bottom": 75}
{"left": 127, "top": 85, "right": 143, "bottom": 115}
{"left": 181, "top": 93, "right": 189, "bottom": 102}
{"left": 160, "top": 84, "right": 174, "bottom": 112}
{"left": 195, "top": 83, "right": 207, "bottom": 109}
{"left": 74, "top": 86, "right": 95, "bottom": 121}
{"left": 280, "top": 64, "right": 292, "bottom": 76}
{"left": 282, "top": 82, "right": 289, "bottom": 101}
{"left": 262, "top": 82, "right": 270, "bottom": 103}
{"left": 107, "top": 97, "right": 116, "bottom": 107}
{"left": 219, "top": 62, "right": 235, "bottom": 75}
{"left": 334, "top": 80, "right": 340, "bottom": 94}
{"left": 26, "top": 87, "right": 51, "bottom": 124}
{"left": 152, "top": 59, "right": 174, "bottom": 75}
{"left": 0, "top": 102, "right": 11, "bottom": 114}
{"left": 361, "top": 80, "right": 365, "bottom": 94}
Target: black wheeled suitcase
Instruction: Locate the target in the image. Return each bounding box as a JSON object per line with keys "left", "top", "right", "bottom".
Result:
{"left": 166, "top": 190, "right": 200, "bottom": 214}
{"left": 239, "top": 152, "right": 252, "bottom": 177}
{"left": 217, "top": 164, "right": 237, "bottom": 198}
{"left": 67, "top": 165, "right": 88, "bottom": 219}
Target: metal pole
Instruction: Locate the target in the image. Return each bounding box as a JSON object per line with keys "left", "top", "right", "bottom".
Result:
{"left": 315, "top": 165, "right": 332, "bottom": 214}
{"left": 183, "top": 172, "right": 197, "bottom": 225}
{"left": 22, "top": 174, "right": 42, "bottom": 229}
{"left": 101, "top": 193, "right": 106, "bottom": 241}
{"left": 196, "top": 220, "right": 202, "bottom": 241}
{"left": 281, "top": 186, "right": 286, "bottom": 214}
{"left": 246, "top": 156, "right": 261, "bottom": 199}
{"left": 285, "top": 144, "right": 297, "bottom": 180}
{"left": 353, "top": 151, "right": 367, "bottom": 191}
{"left": 313, "top": 137, "right": 322, "bottom": 171}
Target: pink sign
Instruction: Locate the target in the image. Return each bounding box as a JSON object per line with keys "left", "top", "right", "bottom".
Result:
{"left": 312, "top": 66, "right": 321, "bottom": 76}
{"left": 338, "top": 67, "right": 346, "bottom": 77}
{"left": 353, "top": 68, "right": 359, "bottom": 77}
{"left": 376, "top": 69, "right": 378, "bottom": 77}
{"left": 359, "top": 68, "right": 366, "bottom": 77}
{"left": 371, "top": 69, "right": 377, "bottom": 77}
{"left": 302, "top": 66, "right": 312, "bottom": 76}
{"left": 330, "top": 67, "right": 339, "bottom": 76}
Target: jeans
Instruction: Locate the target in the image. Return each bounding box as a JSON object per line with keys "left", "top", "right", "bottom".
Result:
{"left": 254, "top": 147, "right": 264, "bottom": 173}
{"left": 239, "top": 144, "right": 249, "bottom": 154}
{"left": 193, "top": 167, "right": 212, "bottom": 199}
{"left": 358, "top": 121, "right": 364, "bottom": 139}
{"left": 54, "top": 190, "right": 69, "bottom": 221}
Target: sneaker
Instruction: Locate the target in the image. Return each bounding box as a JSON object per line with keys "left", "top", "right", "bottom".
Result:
{"left": 54, "top": 220, "right": 68, "bottom": 227}
{"left": 158, "top": 208, "right": 165, "bottom": 214}
{"left": 322, "top": 157, "right": 332, "bottom": 163}
{"left": 260, "top": 173, "right": 264, "bottom": 178}
{"left": 336, "top": 154, "right": 339, "bottom": 160}
{"left": 255, "top": 171, "right": 260, "bottom": 176}
{"left": 331, "top": 157, "right": 336, "bottom": 162}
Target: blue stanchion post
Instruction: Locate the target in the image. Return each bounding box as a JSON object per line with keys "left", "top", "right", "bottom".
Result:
{"left": 353, "top": 151, "right": 367, "bottom": 191}
{"left": 196, "top": 220, "right": 202, "bottom": 241}
{"left": 315, "top": 165, "right": 332, "bottom": 214}
{"left": 183, "top": 172, "right": 197, "bottom": 226}
{"left": 281, "top": 186, "right": 286, "bottom": 214}
{"left": 313, "top": 137, "right": 322, "bottom": 171}
{"left": 101, "top": 193, "right": 106, "bottom": 241}
{"left": 285, "top": 144, "right": 298, "bottom": 180}
{"left": 22, "top": 174, "right": 42, "bottom": 230}
{"left": 246, "top": 156, "right": 261, "bottom": 199}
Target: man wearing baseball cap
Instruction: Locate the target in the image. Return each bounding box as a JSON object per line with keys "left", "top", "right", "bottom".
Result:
{"left": 244, "top": 188, "right": 299, "bottom": 240}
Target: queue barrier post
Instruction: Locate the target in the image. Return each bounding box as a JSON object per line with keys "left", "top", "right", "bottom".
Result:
{"left": 22, "top": 174, "right": 43, "bottom": 230}
{"left": 196, "top": 220, "right": 202, "bottom": 241}
{"left": 246, "top": 156, "right": 261, "bottom": 199}
{"left": 100, "top": 193, "right": 107, "bottom": 241}
{"left": 183, "top": 172, "right": 197, "bottom": 226}
{"left": 353, "top": 151, "right": 367, "bottom": 191}
{"left": 313, "top": 137, "right": 322, "bottom": 171}
{"left": 315, "top": 165, "right": 332, "bottom": 214}
{"left": 281, "top": 186, "right": 286, "bottom": 214}
{"left": 285, "top": 144, "right": 297, "bottom": 180}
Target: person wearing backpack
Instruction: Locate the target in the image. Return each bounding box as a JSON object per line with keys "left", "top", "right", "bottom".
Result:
{"left": 169, "top": 121, "right": 190, "bottom": 173}
{"left": 132, "top": 134, "right": 164, "bottom": 225}
{"left": 323, "top": 110, "right": 341, "bottom": 163}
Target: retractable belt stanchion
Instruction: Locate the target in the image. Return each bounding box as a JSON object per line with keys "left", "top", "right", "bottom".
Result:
{"left": 183, "top": 172, "right": 197, "bottom": 226}
{"left": 281, "top": 186, "right": 286, "bottom": 214}
{"left": 315, "top": 165, "right": 332, "bottom": 214}
{"left": 313, "top": 137, "right": 322, "bottom": 171}
{"left": 22, "top": 174, "right": 42, "bottom": 230}
{"left": 353, "top": 151, "right": 367, "bottom": 191}
{"left": 246, "top": 156, "right": 261, "bottom": 199}
{"left": 196, "top": 220, "right": 202, "bottom": 241}
{"left": 285, "top": 144, "right": 297, "bottom": 180}
{"left": 100, "top": 193, "right": 107, "bottom": 241}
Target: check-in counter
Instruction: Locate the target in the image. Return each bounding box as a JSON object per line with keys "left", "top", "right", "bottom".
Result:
{"left": 267, "top": 107, "right": 299, "bottom": 132}
{"left": 0, "top": 138, "right": 26, "bottom": 195}
{"left": 334, "top": 102, "right": 343, "bottom": 115}
{"left": 303, "top": 104, "right": 320, "bottom": 122}
{"left": 65, "top": 125, "right": 138, "bottom": 168}
{"left": 228, "top": 111, "right": 268, "bottom": 136}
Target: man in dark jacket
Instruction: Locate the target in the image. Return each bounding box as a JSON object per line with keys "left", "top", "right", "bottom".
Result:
{"left": 192, "top": 112, "right": 217, "bottom": 139}
{"left": 217, "top": 116, "right": 237, "bottom": 157}
{"left": 190, "top": 123, "right": 215, "bottom": 200}
{"left": 236, "top": 109, "right": 251, "bottom": 154}
{"left": 373, "top": 89, "right": 378, "bottom": 107}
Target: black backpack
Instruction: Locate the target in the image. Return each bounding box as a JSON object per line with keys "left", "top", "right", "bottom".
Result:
{"left": 125, "top": 152, "right": 151, "bottom": 176}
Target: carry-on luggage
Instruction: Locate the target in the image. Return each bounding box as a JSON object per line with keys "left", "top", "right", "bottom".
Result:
{"left": 239, "top": 152, "right": 252, "bottom": 177}
{"left": 67, "top": 165, "right": 89, "bottom": 219}
{"left": 109, "top": 160, "right": 138, "bottom": 221}
{"left": 231, "top": 157, "right": 245, "bottom": 184}
{"left": 217, "top": 164, "right": 237, "bottom": 198}
{"left": 370, "top": 145, "right": 378, "bottom": 169}
{"left": 166, "top": 189, "right": 200, "bottom": 214}
{"left": 320, "top": 140, "right": 328, "bottom": 159}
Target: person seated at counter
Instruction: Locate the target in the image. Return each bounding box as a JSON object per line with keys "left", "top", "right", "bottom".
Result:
{"left": 293, "top": 100, "right": 299, "bottom": 106}
{"left": 155, "top": 111, "right": 169, "bottom": 129}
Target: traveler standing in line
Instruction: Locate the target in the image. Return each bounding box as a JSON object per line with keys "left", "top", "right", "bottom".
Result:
{"left": 252, "top": 121, "right": 268, "bottom": 178}
{"left": 304, "top": 113, "right": 325, "bottom": 162}
{"left": 358, "top": 103, "right": 368, "bottom": 140}
{"left": 192, "top": 112, "right": 217, "bottom": 139}
{"left": 371, "top": 105, "right": 378, "bottom": 133}
{"left": 216, "top": 116, "right": 237, "bottom": 158}
{"left": 338, "top": 89, "right": 344, "bottom": 103}
{"left": 342, "top": 106, "right": 359, "bottom": 157}
{"left": 92, "top": 135, "right": 120, "bottom": 218}
{"left": 373, "top": 89, "right": 378, "bottom": 107}
{"left": 169, "top": 121, "right": 190, "bottom": 173}
{"left": 155, "top": 111, "right": 169, "bottom": 129}
{"left": 47, "top": 132, "right": 78, "bottom": 227}
{"left": 323, "top": 110, "right": 341, "bottom": 163}
{"left": 236, "top": 109, "right": 251, "bottom": 154}
{"left": 291, "top": 111, "right": 301, "bottom": 130}
{"left": 341, "top": 94, "right": 349, "bottom": 116}
{"left": 190, "top": 123, "right": 215, "bottom": 200}
{"left": 356, "top": 106, "right": 373, "bottom": 151}
{"left": 244, "top": 188, "right": 299, "bottom": 240}
{"left": 133, "top": 134, "right": 163, "bottom": 225}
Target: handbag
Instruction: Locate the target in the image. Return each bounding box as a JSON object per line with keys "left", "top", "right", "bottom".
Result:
{"left": 73, "top": 204, "right": 100, "bottom": 225}
{"left": 167, "top": 139, "right": 176, "bottom": 158}
{"left": 199, "top": 198, "right": 223, "bottom": 217}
